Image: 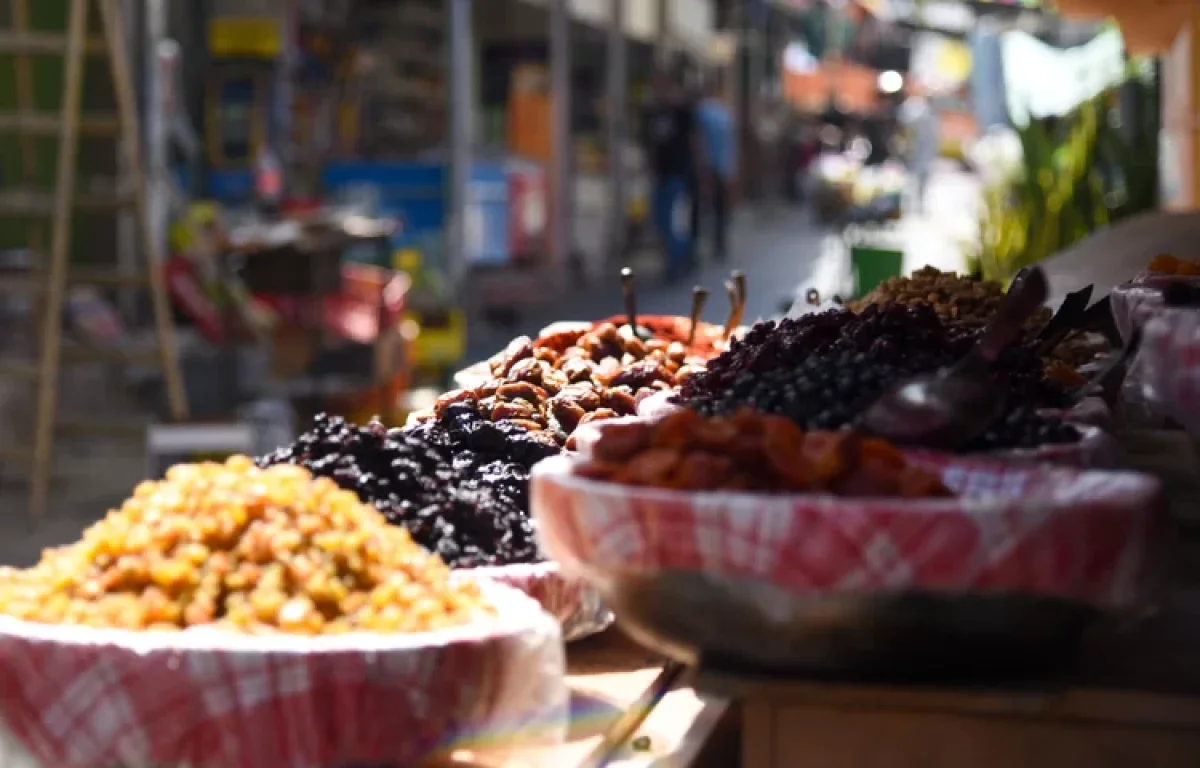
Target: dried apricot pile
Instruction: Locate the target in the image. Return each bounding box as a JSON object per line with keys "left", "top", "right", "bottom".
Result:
{"left": 1147, "top": 254, "right": 1200, "bottom": 276}
{"left": 0, "top": 457, "right": 489, "bottom": 634}
{"left": 575, "top": 410, "right": 952, "bottom": 498}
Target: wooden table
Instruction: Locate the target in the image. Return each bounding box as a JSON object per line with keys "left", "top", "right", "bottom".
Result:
{"left": 694, "top": 423, "right": 1200, "bottom": 768}
{"left": 444, "top": 631, "right": 736, "bottom": 768}
{"left": 693, "top": 590, "right": 1200, "bottom": 768}
{"left": 458, "top": 428, "right": 1200, "bottom": 768}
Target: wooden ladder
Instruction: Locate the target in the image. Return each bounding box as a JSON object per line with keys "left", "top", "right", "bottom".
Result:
{"left": 0, "top": 0, "right": 188, "bottom": 524}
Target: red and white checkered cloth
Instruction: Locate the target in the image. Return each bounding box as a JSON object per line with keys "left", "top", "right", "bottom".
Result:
{"left": 468, "top": 562, "right": 611, "bottom": 642}
{"left": 1139, "top": 306, "right": 1200, "bottom": 436}
{"left": 531, "top": 455, "right": 1164, "bottom": 611}
{"left": 0, "top": 583, "right": 567, "bottom": 768}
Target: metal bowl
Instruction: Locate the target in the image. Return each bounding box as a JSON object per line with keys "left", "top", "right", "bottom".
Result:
{"left": 603, "top": 571, "right": 1096, "bottom": 680}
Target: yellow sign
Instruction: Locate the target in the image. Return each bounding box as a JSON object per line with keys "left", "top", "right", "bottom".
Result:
{"left": 627, "top": 196, "right": 648, "bottom": 222}
{"left": 408, "top": 310, "right": 467, "bottom": 368}
{"left": 208, "top": 18, "right": 283, "bottom": 60}
{"left": 393, "top": 248, "right": 422, "bottom": 273}
{"left": 935, "top": 42, "right": 973, "bottom": 84}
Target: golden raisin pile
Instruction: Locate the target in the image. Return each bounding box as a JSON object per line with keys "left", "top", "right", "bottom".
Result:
{"left": 1147, "top": 254, "right": 1200, "bottom": 276}
{"left": 575, "top": 409, "right": 952, "bottom": 498}
{"left": 849, "top": 266, "right": 1052, "bottom": 330}
{"left": 0, "top": 457, "right": 489, "bottom": 634}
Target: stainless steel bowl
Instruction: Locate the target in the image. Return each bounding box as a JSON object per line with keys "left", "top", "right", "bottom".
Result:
{"left": 602, "top": 571, "right": 1096, "bottom": 680}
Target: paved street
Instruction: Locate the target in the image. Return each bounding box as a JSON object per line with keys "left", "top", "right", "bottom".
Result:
{"left": 466, "top": 203, "right": 828, "bottom": 365}
{"left": 466, "top": 161, "right": 978, "bottom": 363}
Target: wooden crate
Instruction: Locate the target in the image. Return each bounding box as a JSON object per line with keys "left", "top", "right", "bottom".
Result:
{"left": 696, "top": 589, "right": 1200, "bottom": 768}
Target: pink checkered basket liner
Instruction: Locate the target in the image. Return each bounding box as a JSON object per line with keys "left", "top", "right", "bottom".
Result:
{"left": 1139, "top": 306, "right": 1200, "bottom": 436}
{"left": 0, "top": 582, "right": 567, "bottom": 768}
{"left": 531, "top": 454, "right": 1164, "bottom": 612}
{"left": 1110, "top": 273, "right": 1200, "bottom": 342}
{"left": 467, "top": 562, "right": 612, "bottom": 642}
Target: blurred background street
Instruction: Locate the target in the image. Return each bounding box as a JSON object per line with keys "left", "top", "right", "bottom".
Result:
{"left": 0, "top": 0, "right": 1161, "bottom": 562}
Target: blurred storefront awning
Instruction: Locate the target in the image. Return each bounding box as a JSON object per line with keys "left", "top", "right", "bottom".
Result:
{"left": 782, "top": 59, "right": 883, "bottom": 113}
{"left": 1055, "top": 0, "right": 1191, "bottom": 54}
{"left": 1001, "top": 25, "right": 1125, "bottom": 125}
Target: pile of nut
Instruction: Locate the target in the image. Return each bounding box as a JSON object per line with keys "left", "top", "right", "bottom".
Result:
{"left": 418, "top": 321, "right": 715, "bottom": 448}
{"left": 0, "top": 457, "right": 489, "bottom": 634}
{"left": 592, "top": 314, "right": 730, "bottom": 358}
{"left": 848, "top": 267, "right": 1053, "bottom": 330}
{"left": 575, "top": 409, "right": 952, "bottom": 498}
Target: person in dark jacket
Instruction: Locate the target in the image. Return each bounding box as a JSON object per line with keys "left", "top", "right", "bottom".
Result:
{"left": 643, "top": 70, "right": 698, "bottom": 283}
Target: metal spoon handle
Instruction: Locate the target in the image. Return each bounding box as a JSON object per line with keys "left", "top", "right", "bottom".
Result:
{"left": 1071, "top": 327, "right": 1143, "bottom": 406}
{"left": 1079, "top": 296, "right": 1121, "bottom": 347}
{"left": 724, "top": 271, "right": 744, "bottom": 328}
{"left": 1035, "top": 284, "right": 1094, "bottom": 356}
{"left": 974, "top": 266, "right": 1049, "bottom": 364}
{"left": 722, "top": 280, "right": 740, "bottom": 340}
{"left": 620, "top": 267, "right": 638, "bottom": 333}
{"left": 688, "top": 286, "right": 709, "bottom": 347}
{"left": 578, "top": 661, "right": 687, "bottom": 768}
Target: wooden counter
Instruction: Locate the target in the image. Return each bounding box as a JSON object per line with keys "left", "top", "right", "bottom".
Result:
{"left": 694, "top": 590, "right": 1200, "bottom": 768}
{"left": 444, "top": 631, "right": 735, "bottom": 768}
{"left": 455, "top": 428, "right": 1200, "bottom": 768}
{"left": 696, "top": 419, "right": 1200, "bottom": 768}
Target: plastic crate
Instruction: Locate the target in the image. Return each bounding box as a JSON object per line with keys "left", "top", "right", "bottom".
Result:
{"left": 322, "top": 161, "right": 510, "bottom": 265}
{"left": 206, "top": 169, "right": 256, "bottom": 205}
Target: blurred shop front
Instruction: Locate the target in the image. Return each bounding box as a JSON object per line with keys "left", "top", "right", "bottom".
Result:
{"left": 1053, "top": 0, "right": 1192, "bottom": 209}
{"left": 161, "top": 0, "right": 729, "bottom": 372}
{"left": 474, "top": 0, "right": 658, "bottom": 290}
{"left": 472, "top": 0, "right": 719, "bottom": 290}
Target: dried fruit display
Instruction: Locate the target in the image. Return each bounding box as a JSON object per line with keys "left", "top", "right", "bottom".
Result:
{"left": 574, "top": 410, "right": 952, "bottom": 498}
{"left": 1147, "top": 254, "right": 1200, "bottom": 276}
{"left": 848, "top": 266, "right": 1053, "bottom": 330}
{"left": 419, "top": 321, "right": 712, "bottom": 448}
{"left": 674, "top": 304, "right": 1081, "bottom": 452}
{"left": 0, "top": 457, "right": 489, "bottom": 634}
{"left": 594, "top": 314, "right": 729, "bottom": 357}
{"left": 259, "top": 409, "right": 560, "bottom": 568}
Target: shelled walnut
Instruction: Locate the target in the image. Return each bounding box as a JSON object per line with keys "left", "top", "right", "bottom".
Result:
{"left": 416, "top": 320, "right": 717, "bottom": 447}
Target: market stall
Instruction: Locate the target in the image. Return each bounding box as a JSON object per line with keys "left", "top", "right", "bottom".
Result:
{"left": 4, "top": 242, "right": 1200, "bottom": 767}
{"left": 162, "top": 204, "right": 417, "bottom": 428}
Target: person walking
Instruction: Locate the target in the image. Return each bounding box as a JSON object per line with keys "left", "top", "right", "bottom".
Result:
{"left": 686, "top": 83, "right": 702, "bottom": 263}
{"left": 695, "top": 77, "right": 736, "bottom": 262}
{"left": 899, "top": 90, "right": 939, "bottom": 214}
{"left": 644, "top": 70, "right": 698, "bottom": 283}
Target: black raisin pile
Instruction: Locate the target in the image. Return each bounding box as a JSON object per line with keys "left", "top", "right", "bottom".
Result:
{"left": 674, "top": 304, "right": 1081, "bottom": 452}
{"left": 257, "top": 406, "right": 561, "bottom": 568}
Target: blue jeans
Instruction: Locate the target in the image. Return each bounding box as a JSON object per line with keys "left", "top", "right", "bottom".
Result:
{"left": 653, "top": 175, "right": 691, "bottom": 275}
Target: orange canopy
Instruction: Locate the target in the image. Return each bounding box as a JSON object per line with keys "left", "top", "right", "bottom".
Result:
{"left": 1055, "top": 0, "right": 1191, "bottom": 54}
{"left": 783, "top": 62, "right": 882, "bottom": 114}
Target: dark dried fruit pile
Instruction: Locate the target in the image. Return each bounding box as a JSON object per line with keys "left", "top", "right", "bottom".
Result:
{"left": 257, "top": 407, "right": 560, "bottom": 568}
{"left": 674, "top": 304, "right": 1080, "bottom": 452}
